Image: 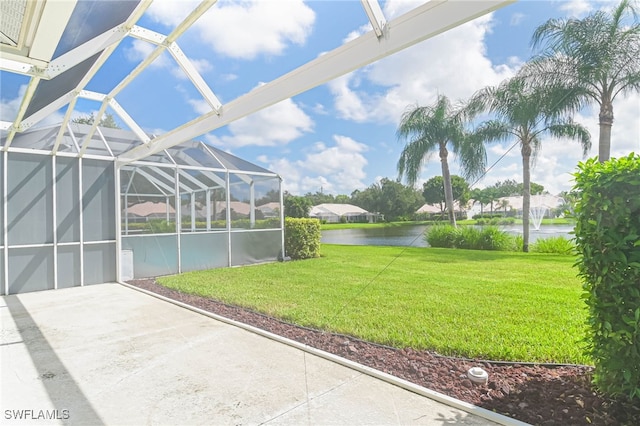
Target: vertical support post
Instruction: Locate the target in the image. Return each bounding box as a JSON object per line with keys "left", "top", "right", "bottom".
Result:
{"left": 175, "top": 166, "right": 181, "bottom": 273}
{"left": 166, "top": 196, "right": 170, "bottom": 223}
{"left": 79, "top": 157, "right": 84, "bottom": 286}
{"left": 114, "top": 162, "right": 122, "bottom": 282}
{"left": 279, "top": 177, "right": 285, "bottom": 259}
{"left": 52, "top": 156, "right": 58, "bottom": 289}
{"left": 206, "top": 188, "right": 211, "bottom": 231}
{"left": 226, "top": 171, "right": 231, "bottom": 267}
{"left": 124, "top": 193, "right": 128, "bottom": 235}
{"left": 249, "top": 180, "right": 255, "bottom": 228}
{"left": 190, "top": 192, "right": 195, "bottom": 231}
{"left": 3, "top": 152, "right": 8, "bottom": 294}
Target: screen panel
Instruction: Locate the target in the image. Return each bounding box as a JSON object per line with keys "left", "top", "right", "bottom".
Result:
{"left": 230, "top": 230, "right": 281, "bottom": 267}
{"left": 0, "top": 249, "right": 3, "bottom": 295}
{"left": 83, "top": 242, "right": 116, "bottom": 284}
{"left": 7, "top": 153, "right": 53, "bottom": 245}
{"left": 180, "top": 232, "right": 229, "bottom": 272}
{"left": 121, "top": 235, "right": 178, "bottom": 278}
{"left": 58, "top": 244, "right": 81, "bottom": 288}
{"left": 82, "top": 159, "right": 115, "bottom": 241}
{"left": 8, "top": 246, "right": 54, "bottom": 294}
{"left": 57, "top": 157, "right": 81, "bottom": 243}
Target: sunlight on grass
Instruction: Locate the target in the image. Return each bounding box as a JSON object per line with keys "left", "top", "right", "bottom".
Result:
{"left": 158, "top": 244, "right": 589, "bottom": 364}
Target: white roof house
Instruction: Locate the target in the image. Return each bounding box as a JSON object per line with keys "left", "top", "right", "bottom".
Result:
{"left": 467, "top": 194, "right": 565, "bottom": 218}
{"left": 416, "top": 201, "right": 466, "bottom": 214}
{"left": 498, "top": 194, "right": 564, "bottom": 211}
{"left": 310, "top": 204, "right": 379, "bottom": 223}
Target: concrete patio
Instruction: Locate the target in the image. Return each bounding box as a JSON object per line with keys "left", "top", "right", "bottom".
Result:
{"left": 1, "top": 284, "right": 520, "bottom": 425}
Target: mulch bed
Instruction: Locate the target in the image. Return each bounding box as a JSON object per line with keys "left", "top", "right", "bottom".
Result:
{"left": 127, "top": 279, "right": 640, "bottom": 425}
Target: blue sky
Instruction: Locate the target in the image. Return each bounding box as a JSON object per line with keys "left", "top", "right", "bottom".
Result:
{"left": 1, "top": 0, "right": 638, "bottom": 196}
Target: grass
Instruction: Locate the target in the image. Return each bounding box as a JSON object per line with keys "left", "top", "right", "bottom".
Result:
{"left": 157, "top": 244, "right": 589, "bottom": 365}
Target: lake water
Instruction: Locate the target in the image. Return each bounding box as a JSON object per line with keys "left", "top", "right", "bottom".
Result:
{"left": 321, "top": 224, "right": 574, "bottom": 247}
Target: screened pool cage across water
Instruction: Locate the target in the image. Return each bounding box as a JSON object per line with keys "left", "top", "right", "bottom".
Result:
{"left": 0, "top": 123, "right": 284, "bottom": 295}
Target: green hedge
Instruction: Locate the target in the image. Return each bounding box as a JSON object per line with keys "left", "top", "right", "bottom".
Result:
{"left": 573, "top": 154, "right": 640, "bottom": 399}
{"left": 284, "top": 218, "right": 321, "bottom": 260}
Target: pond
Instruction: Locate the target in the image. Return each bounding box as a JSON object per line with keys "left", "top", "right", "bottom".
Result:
{"left": 320, "top": 224, "right": 575, "bottom": 247}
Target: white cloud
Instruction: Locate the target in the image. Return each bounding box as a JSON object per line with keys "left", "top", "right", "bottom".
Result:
{"left": 147, "top": 0, "right": 315, "bottom": 60}
{"left": 220, "top": 73, "right": 238, "bottom": 82}
{"left": 329, "top": 12, "right": 518, "bottom": 124}
{"left": 558, "top": 0, "right": 593, "bottom": 17}
{"left": 489, "top": 142, "right": 520, "bottom": 158}
{"left": 124, "top": 39, "right": 171, "bottom": 68}
{"left": 170, "top": 58, "right": 213, "bottom": 80}
{"left": 207, "top": 98, "right": 313, "bottom": 148}
{"left": 510, "top": 12, "right": 525, "bottom": 26}
{"left": 187, "top": 99, "right": 213, "bottom": 115}
{"left": 125, "top": 39, "right": 214, "bottom": 82}
{"left": 311, "top": 103, "right": 328, "bottom": 115}
{"left": 556, "top": 0, "right": 619, "bottom": 18}
{"left": 263, "top": 135, "right": 369, "bottom": 195}
{"left": 0, "top": 85, "right": 63, "bottom": 128}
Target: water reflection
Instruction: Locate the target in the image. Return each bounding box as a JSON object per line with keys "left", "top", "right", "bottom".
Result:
{"left": 321, "top": 224, "right": 574, "bottom": 247}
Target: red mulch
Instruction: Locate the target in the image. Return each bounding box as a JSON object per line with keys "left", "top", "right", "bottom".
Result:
{"left": 127, "top": 279, "right": 640, "bottom": 425}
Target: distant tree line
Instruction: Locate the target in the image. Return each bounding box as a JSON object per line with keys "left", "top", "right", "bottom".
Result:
{"left": 283, "top": 176, "right": 545, "bottom": 221}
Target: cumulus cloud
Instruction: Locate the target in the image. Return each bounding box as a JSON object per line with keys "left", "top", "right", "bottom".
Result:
{"left": 125, "top": 39, "right": 214, "bottom": 82}
{"left": 328, "top": 11, "right": 518, "bottom": 124}
{"left": 206, "top": 98, "right": 313, "bottom": 148}
{"left": 1, "top": 85, "right": 64, "bottom": 129}
{"left": 260, "top": 135, "right": 369, "bottom": 195}
{"left": 557, "top": 0, "right": 621, "bottom": 18}
{"left": 146, "top": 0, "right": 315, "bottom": 60}
{"left": 124, "top": 39, "right": 172, "bottom": 68}
{"left": 510, "top": 12, "right": 525, "bottom": 26}
{"left": 558, "top": 0, "right": 594, "bottom": 17}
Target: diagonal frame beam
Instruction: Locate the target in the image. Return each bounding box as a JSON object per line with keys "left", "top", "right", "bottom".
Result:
{"left": 119, "top": 0, "right": 514, "bottom": 164}
{"left": 360, "top": 0, "right": 387, "bottom": 38}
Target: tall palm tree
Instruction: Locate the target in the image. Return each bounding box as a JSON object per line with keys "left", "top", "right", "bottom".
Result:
{"left": 527, "top": 0, "right": 640, "bottom": 162}
{"left": 471, "top": 76, "right": 591, "bottom": 252}
{"left": 397, "top": 95, "right": 486, "bottom": 226}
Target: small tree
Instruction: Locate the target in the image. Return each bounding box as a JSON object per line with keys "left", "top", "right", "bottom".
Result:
{"left": 422, "top": 175, "right": 470, "bottom": 213}
{"left": 351, "top": 178, "right": 423, "bottom": 222}
{"left": 283, "top": 193, "right": 312, "bottom": 218}
{"left": 72, "top": 112, "right": 121, "bottom": 129}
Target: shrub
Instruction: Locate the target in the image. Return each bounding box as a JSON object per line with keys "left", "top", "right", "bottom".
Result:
{"left": 511, "top": 234, "right": 524, "bottom": 252}
{"left": 426, "top": 225, "right": 515, "bottom": 251}
{"left": 531, "top": 236, "right": 575, "bottom": 255}
{"left": 284, "top": 218, "right": 321, "bottom": 260}
{"left": 477, "top": 226, "right": 514, "bottom": 251}
{"left": 573, "top": 154, "right": 640, "bottom": 399}
{"left": 455, "top": 226, "right": 481, "bottom": 249}
{"left": 425, "top": 224, "right": 458, "bottom": 248}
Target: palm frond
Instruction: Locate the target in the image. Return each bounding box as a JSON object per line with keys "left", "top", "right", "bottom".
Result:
{"left": 547, "top": 122, "right": 592, "bottom": 157}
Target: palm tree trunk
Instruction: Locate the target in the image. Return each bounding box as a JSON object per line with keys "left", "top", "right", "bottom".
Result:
{"left": 439, "top": 143, "right": 456, "bottom": 227}
{"left": 522, "top": 142, "right": 532, "bottom": 253}
{"left": 598, "top": 100, "right": 614, "bottom": 162}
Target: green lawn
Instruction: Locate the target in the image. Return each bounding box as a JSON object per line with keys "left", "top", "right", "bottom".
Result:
{"left": 158, "top": 244, "right": 589, "bottom": 364}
